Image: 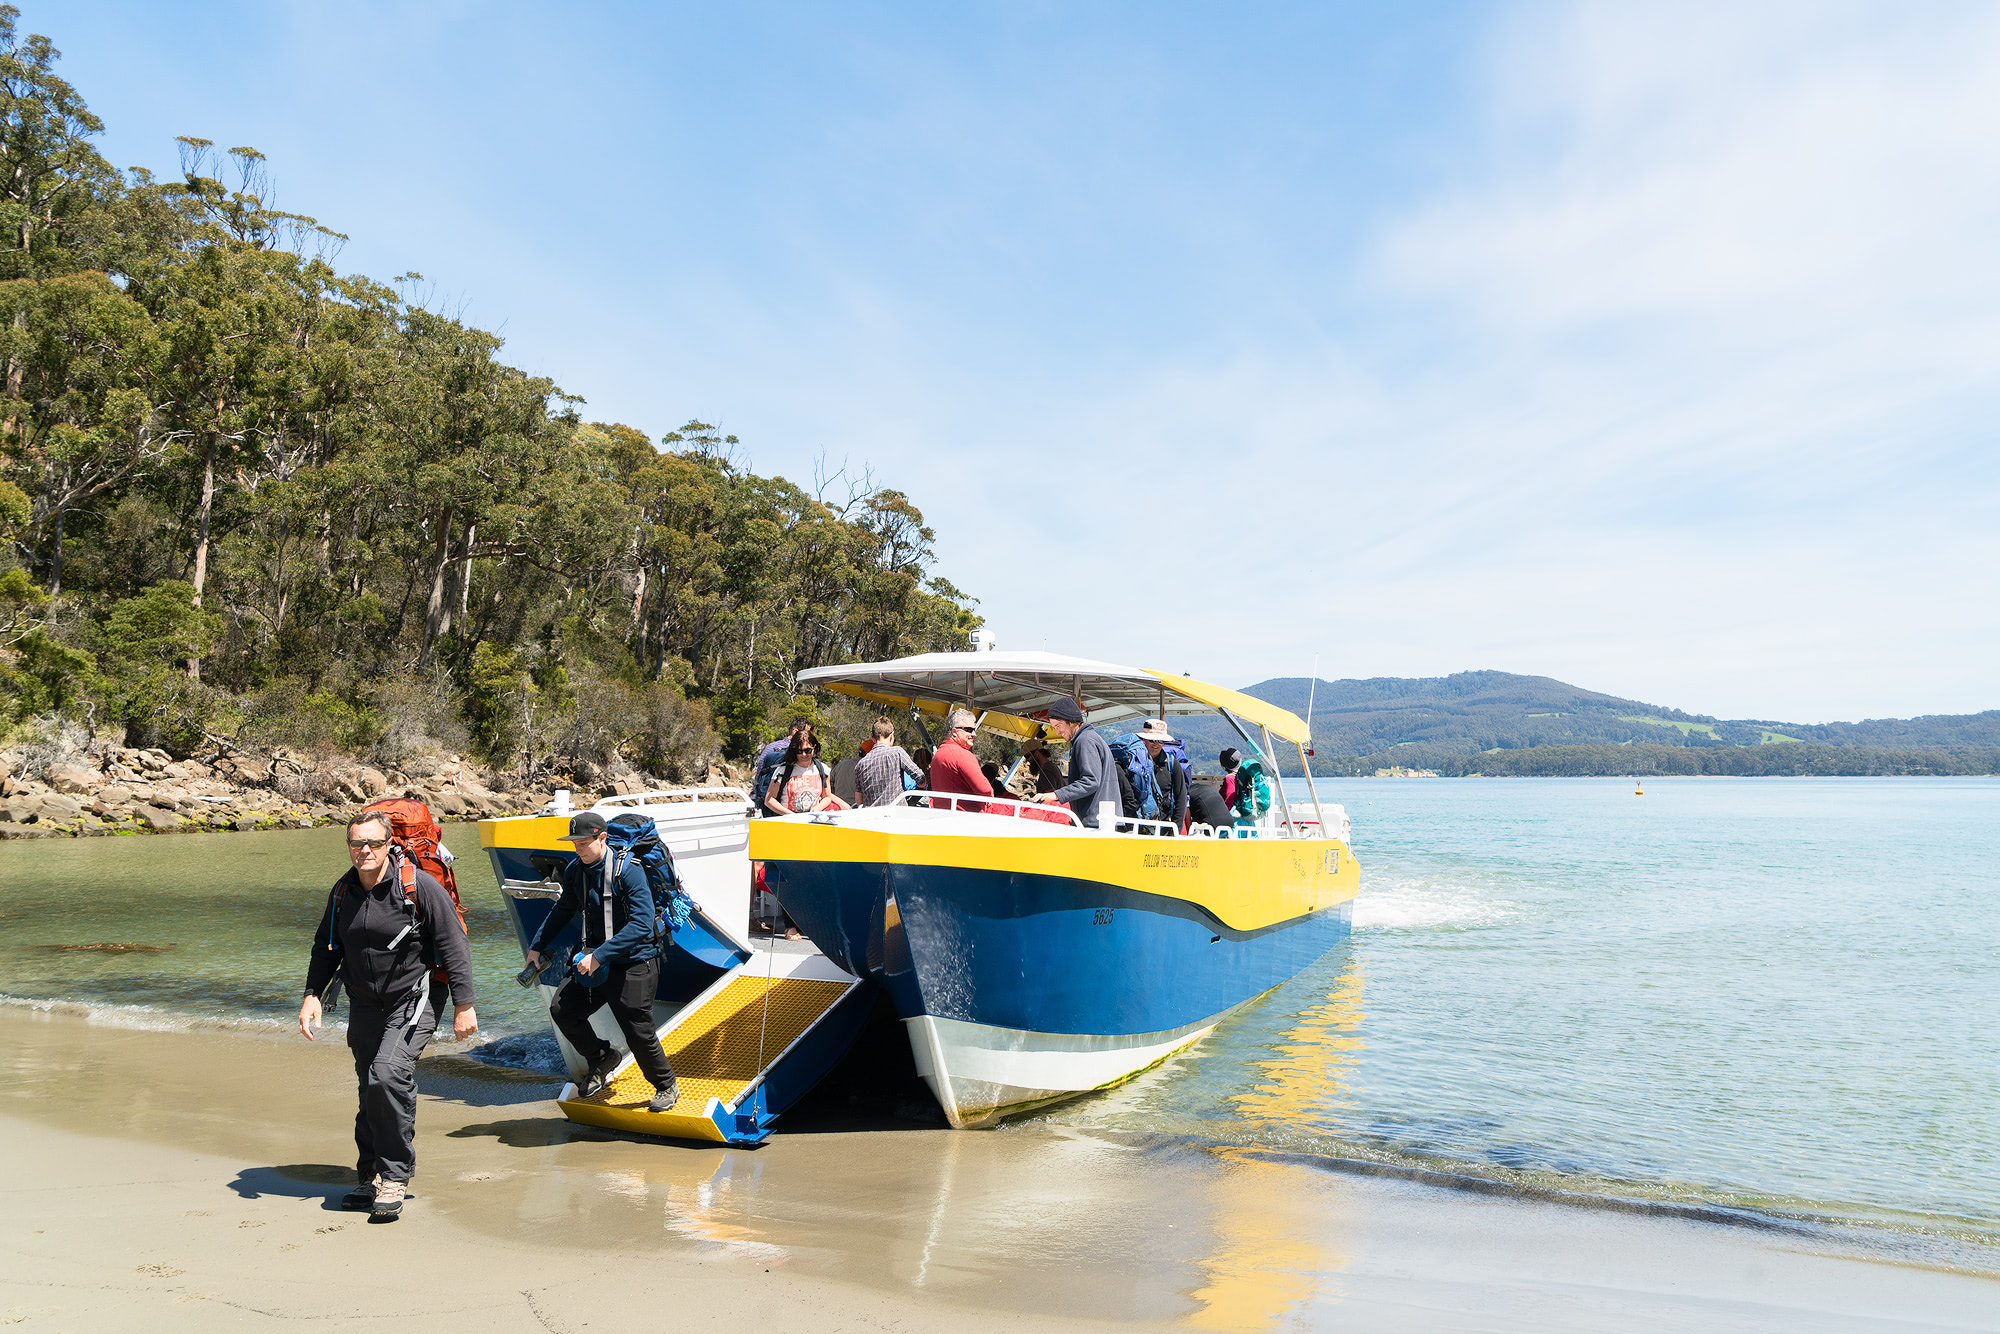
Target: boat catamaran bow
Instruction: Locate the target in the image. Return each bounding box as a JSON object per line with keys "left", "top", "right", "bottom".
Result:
{"left": 480, "top": 648, "right": 1357, "bottom": 1140}
{"left": 760, "top": 649, "right": 1357, "bottom": 1127}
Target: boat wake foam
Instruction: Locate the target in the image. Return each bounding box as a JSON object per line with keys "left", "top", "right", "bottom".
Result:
{"left": 1352, "top": 876, "right": 1513, "bottom": 931}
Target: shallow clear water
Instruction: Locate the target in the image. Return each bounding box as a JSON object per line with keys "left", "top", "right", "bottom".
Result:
{"left": 0, "top": 823, "right": 551, "bottom": 1040}
{"left": 1, "top": 779, "right": 1995, "bottom": 1259}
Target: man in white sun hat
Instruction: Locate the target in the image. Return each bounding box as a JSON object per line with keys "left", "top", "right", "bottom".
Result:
{"left": 1137, "top": 718, "right": 1190, "bottom": 830}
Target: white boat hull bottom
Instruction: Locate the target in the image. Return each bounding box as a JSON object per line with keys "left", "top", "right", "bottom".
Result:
{"left": 904, "top": 1012, "right": 1226, "bottom": 1129}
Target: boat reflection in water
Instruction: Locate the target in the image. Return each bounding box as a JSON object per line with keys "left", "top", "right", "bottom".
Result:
{"left": 450, "top": 956, "right": 1367, "bottom": 1328}
{"left": 1186, "top": 957, "right": 1366, "bottom": 1331}
{"left": 1228, "top": 957, "right": 1366, "bottom": 1135}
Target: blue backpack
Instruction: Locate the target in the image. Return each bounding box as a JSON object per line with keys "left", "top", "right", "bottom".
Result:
{"left": 1159, "top": 735, "right": 1191, "bottom": 815}
{"left": 1107, "top": 734, "right": 1161, "bottom": 819}
{"left": 605, "top": 813, "right": 695, "bottom": 942}
{"left": 750, "top": 738, "right": 789, "bottom": 810}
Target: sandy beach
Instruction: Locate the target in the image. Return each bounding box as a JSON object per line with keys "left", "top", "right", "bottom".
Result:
{"left": 0, "top": 1007, "right": 1992, "bottom": 1332}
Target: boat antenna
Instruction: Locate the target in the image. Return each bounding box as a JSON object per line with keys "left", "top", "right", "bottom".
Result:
{"left": 1304, "top": 655, "right": 1318, "bottom": 757}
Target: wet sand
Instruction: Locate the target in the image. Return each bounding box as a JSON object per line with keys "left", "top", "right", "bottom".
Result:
{"left": 1, "top": 1008, "right": 1994, "bottom": 1332}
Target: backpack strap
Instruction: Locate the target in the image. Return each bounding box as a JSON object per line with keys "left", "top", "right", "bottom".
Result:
{"left": 601, "top": 851, "right": 620, "bottom": 946}
{"left": 324, "top": 876, "right": 347, "bottom": 954}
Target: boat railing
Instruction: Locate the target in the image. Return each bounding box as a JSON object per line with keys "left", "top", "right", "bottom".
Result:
{"left": 1104, "top": 814, "right": 1186, "bottom": 837}
{"left": 1185, "top": 822, "right": 1268, "bottom": 839}
{"left": 593, "top": 786, "right": 752, "bottom": 810}
{"left": 892, "top": 791, "right": 1085, "bottom": 827}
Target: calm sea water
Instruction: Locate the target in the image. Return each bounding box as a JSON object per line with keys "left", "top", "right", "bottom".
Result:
{"left": 1043, "top": 776, "right": 2000, "bottom": 1262}
{"left": 1, "top": 778, "right": 1995, "bottom": 1261}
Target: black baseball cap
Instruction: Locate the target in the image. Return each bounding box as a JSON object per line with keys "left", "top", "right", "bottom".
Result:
{"left": 567, "top": 812, "right": 608, "bottom": 839}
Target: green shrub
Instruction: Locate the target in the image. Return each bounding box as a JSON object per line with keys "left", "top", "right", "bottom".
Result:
{"left": 239, "top": 678, "right": 382, "bottom": 756}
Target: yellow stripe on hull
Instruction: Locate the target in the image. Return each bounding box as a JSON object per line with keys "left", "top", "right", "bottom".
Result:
{"left": 749, "top": 821, "right": 1358, "bottom": 934}
{"left": 481, "top": 815, "right": 584, "bottom": 850}
{"left": 556, "top": 973, "right": 850, "bottom": 1141}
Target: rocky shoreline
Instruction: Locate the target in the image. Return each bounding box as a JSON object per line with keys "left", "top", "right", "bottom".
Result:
{"left": 0, "top": 738, "right": 740, "bottom": 839}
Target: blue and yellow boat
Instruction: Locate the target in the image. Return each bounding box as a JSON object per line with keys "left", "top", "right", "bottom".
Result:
{"left": 480, "top": 648, "right": 1357, "bottom": 1140}
{"left": 755, "top": 648, "right": 1358, "bottom": 1128}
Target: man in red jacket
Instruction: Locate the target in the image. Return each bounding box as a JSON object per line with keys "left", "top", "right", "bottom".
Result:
{"left": 928, "top": 708, "right": 995, "bottom": 811}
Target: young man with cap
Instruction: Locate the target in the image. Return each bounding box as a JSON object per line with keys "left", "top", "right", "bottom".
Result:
{"left": 522, "top": 812, "right": 679, "bottom": 1111}
{"left": 1138, "top": 718, "right": 1190, "bottom": 830}
{"left": 1035, "top": 697, "right": 1118, "bottom": 828}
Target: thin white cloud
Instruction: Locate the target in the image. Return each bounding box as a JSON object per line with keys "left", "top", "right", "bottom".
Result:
{"left": 982, "top": 1, "right": 2000, "bottom": 721}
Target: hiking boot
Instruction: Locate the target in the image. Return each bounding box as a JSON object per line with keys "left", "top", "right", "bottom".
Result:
{"left": 340, "top": 1174, "right": 378, "bottom": 1211}
{"left": 579, "top": 1050, "right": 622, "bottom": 1099}
{"left": 646, "top": 1079, "right": 680, "bottom": 1113}
{"left": 369, "top": 1178, "right": 407, "bottom": 1223}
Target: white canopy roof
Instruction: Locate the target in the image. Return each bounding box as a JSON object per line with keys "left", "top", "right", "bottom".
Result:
{"left": 796, "top": 649, "right": 1310, "bottom": 743}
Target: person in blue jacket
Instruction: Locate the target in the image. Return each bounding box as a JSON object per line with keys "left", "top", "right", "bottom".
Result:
{"left": 523, "top": 812, "right": 678, "bottom": 1111}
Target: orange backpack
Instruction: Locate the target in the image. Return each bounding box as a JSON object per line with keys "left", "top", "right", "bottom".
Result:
{"left": 358, "top": 797, "right": 468, "bottom": 984}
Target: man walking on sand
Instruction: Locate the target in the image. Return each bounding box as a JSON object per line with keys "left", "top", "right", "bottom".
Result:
{"left": 300, "top": 810, "right": 477, "bottom": 1222}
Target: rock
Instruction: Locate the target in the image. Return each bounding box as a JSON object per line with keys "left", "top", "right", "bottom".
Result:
{"left": 232, "top": 816, "right": 262, "bottom": 832}
{"left": 0, "top": 757, "right": 10, "bottom": 783}
{"left": 457, "top": 775, "right": 495, "bottom": 804}
{"left": 47, "top": 763, "right": 105, "bottom": 795}
{"left": 162, "top": 762, "right": 191, "bottom": 780}
{"left": 141, "top": 749, "right": 171, "bottom": 769}
{"left": 357, "top": 767, "right": 389, "bottom": 798}
{"left": 134, "top": 804, "right": 183, "bottom": 830}
{"left": 33, "top": 793, "right": 85, "bottom": 821}
{"left": 432, "top": 791, "right": 468, "bottom": 816}
{"left": 0, "top": 821, "right": 61, "bottom": 839}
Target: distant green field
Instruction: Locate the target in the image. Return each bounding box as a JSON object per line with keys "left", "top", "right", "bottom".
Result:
{"left": 1760, "top": 731, "right": 1803, "bottom": 745}
{"left": 1620, "top": 714, "right": 1718, "bottom": 737}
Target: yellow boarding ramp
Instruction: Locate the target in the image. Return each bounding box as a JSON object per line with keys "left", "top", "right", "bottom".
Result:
{"left": 557, "top": 950, "right": 872, "bottom": 1145}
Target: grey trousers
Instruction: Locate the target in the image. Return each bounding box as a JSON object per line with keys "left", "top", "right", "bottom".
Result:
{"left": 346, "top": 990, "right": 437, "bottom": 1184}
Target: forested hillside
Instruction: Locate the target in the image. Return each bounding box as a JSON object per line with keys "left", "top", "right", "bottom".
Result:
{"left": 1166, "top": 671, "right": 2000, "bottom": 777}
{"left": 0, "top": 10, "right": 977, "bottom": 777}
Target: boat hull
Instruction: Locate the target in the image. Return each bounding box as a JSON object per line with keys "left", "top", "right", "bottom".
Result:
{"left": 755, "top": 815, "right": 1357, "bottom": 1127}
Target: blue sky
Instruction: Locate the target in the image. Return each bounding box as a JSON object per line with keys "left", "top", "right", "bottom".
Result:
{"left": 50, "top": 1, "right": 2000, "bottom": 723}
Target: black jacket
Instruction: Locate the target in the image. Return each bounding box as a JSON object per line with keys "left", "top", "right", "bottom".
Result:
{"left": 304, "top": 866, "right": 475, "bottom": 1010}
{"left": 1189, "top": 781, "right": 1232, "bottom": 828}
{"left": 1152, "top": 750, "right": 1190, "bottom": 827}
{"left": 527, "top": 854, "right": 660, "bottom": 969}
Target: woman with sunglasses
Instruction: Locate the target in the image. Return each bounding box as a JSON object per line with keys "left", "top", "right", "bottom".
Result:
{"left": 298, "top": 811, "right": 477, "bottom": 1222}
{"left": 763, "top": 730, "right": 850, "bottom": 816}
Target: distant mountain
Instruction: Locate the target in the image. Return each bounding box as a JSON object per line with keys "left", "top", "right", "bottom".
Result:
{"left": 1164, "top": 670, "right": 2000, "bottom": 773}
